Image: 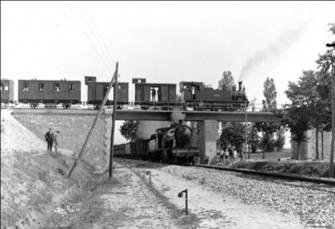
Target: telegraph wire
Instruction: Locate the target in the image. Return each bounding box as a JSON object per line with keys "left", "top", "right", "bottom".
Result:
{"left": 77, "top": 6, "right": 115, "bottom": 71}
{"left": 80, "top": 6, "right": 115, "bottom": 68}
{"left": 68, "top": 6, "right": 114, "bottom": 74}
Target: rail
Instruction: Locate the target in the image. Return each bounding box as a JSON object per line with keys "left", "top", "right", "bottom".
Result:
{"left": 195, "top": 164, "right": 335, "bottom": 186}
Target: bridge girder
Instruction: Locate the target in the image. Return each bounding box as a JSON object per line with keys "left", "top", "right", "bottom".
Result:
{"left": 11, "top": 109, "right": 280, "bottom": 122}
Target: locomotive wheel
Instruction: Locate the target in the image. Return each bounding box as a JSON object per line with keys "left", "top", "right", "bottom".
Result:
{"left": 160, "top": 150, "right": 167, "bottom": 163}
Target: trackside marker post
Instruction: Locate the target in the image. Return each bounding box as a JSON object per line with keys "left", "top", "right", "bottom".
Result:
{"left": 142, "top": 170, "right": 151, "bottom": 184}
{"left": 178, "top": 189, "right": 188, "bottom": 215}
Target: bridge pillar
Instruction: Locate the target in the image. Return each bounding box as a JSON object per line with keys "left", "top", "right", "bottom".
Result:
{"left": 199, "top": 120, "right": 217, "bottom": 164}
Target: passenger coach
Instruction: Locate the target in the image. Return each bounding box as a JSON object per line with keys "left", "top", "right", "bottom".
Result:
{"left": 18, "top": 79, "right": 81, "bottom": 108}
{"left": 1, "top": 79, "right": 14, "bottom": 104}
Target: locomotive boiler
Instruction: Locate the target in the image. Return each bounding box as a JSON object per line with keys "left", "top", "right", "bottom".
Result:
{"left": 179, "top": 80, "right": 248, "bottom": 111}
{"left": 113, "top": 122, "right": 199, "bottom": 165}
{"left": 148, "top": 123, "right": 199, "bottom": 164}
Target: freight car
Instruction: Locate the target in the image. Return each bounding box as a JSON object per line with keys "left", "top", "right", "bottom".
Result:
{"left": 133, "top": 78, "right": 176, "bottom": 109}
{"left": 85, "top": 76, "right": 129, "bottom": 109}
{"left": 114, "top": 122, "right": 199, "bottom": 165}
{"left": 18, "top": 79, "right": 81, "bottom": 108}
{"left": 180, "top": 81, "right": 248, "bottom": 111}
{"left": 1, "top": 79, "right": 14, "bottom": 104}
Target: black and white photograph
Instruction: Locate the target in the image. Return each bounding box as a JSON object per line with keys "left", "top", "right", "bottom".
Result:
{"left": 1, "top": 1, "right": 335, "bottom": 228}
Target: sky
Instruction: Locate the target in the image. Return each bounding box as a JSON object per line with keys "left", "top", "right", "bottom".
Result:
{"left": 1, "top": 1, "right": 335, "bottom": 106}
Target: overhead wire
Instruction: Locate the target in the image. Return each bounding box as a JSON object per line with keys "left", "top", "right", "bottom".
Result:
{"left": 77, "top": 6, "right": 115, "bottom": 72}
{"left": 68, "top": 5, "right": 114, "bottom": 74}
{"left": 80, "top": 6, "right": 115, "bottom": 69}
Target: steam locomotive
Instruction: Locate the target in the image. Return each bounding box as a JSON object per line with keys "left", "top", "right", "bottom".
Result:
{"left": 114, "top": 122, "right": 200, "bottom": 165}
{"left": 1, "top": 76, "right": 248, "bottom": 110}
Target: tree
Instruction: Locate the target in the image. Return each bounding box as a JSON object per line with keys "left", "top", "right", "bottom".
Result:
{"left": 316, "top": 21, "right": 334, "bottom": 176}
{"left": 119, "top": 120, "right": 138, "bottom": 142}
{"left": 281, "top": 106, "right": 311, "bottom": 159}
{"left": 274, "top": 126, "right": 286, "bottom": 151}
{"left": 218, "top": 70, "right": 235, "bottom": 90}
{"left": 220, "top": 122, "right": 245, "bottom": 154}
{"left": 285, "top": 70, "right": 331, "bottom": 160}
{"left": 255, "top": 77, "right": 280, "bottom": 158}
{"left": 263, "top": 77, "right": 277, "bottom": 111}
{"left": 283, "top": 72, "right": 319, "bottom": 159}
{"left": 248, "top": 124, "right": 260, "bottom": 154}
{"left": 316, "top": 71, "right": 332, "bottom": 160}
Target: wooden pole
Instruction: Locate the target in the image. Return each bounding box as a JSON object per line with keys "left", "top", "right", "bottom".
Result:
{"left": 245, "top": 101, "right": 248, "bottom": 160}
{"left": 109, "top": 73, "right": 118, "bottom": 180}
{"left": 68, "top": 62, "right": 119, "bottom": 178}
{"left": 330, "top": 63, "right": 335, "bottom": 178}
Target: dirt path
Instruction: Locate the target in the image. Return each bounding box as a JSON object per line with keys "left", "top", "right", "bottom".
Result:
{"left": 60, "top": 165, "right": 196, "bottom": 229}
{"left": 152, "top": 169, "right": 303, "bottom": 229}
{"left": 122, "top": 160, "right": 304, "bottom": 229}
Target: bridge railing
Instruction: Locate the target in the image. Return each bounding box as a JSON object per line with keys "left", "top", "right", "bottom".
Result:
{"left": 8, "top": 101, "right": 288, "bottom": 113}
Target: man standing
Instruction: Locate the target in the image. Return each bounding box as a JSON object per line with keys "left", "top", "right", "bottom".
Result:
{"left": 151, "top": 88, "right": 156, "bottom": 102}
{"left": 53, "top": 130, "right": 60, "bottom": 153}
{"left": 45, "top": 128, "right": 53, "bottom": 151}
{"left": 219, "top": 147, "right": 224, "bottom": 162}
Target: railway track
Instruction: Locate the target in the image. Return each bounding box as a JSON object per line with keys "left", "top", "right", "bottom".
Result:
{"left": 115, "top": 158, "right": 335, "bottom": 186}
{"left": 195, "top": 164, "right": 335, "bottom": 186}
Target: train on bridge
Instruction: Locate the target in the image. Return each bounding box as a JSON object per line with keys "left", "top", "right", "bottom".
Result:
{"left": 1, "top": 76, "right": 248, "bottom": 110}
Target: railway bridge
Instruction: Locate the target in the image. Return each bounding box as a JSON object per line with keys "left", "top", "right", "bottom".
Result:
{"left": 115, "top": 110, "right": 279, "bottom": 163}
{"left": 11, "top": 109, "right": 279, "bottom": 122}
{"left": 12, "top": 109, "right": 280, "bottom": 163}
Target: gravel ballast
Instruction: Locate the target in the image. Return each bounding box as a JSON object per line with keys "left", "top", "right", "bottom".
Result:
{"left": 160, "top": 165, "right": 335, "bottom": 227}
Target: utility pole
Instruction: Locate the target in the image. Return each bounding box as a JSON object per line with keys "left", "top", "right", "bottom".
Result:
{"left": 245, "top": 100, "right": 248, "bottom": 160}
{"left": 109, "top": 69, "right": 119, "bottom": 180}
{"left": 68, "top": 62, "right": 119, "bottom": 179}
{"left": 330, "top": 63, "right": 334, "bottom": 178}
{"left": 326, "top": 42, "right": 334, "bottom": 178}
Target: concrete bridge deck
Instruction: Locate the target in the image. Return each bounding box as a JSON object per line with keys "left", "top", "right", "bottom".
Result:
{"left": 10, "top": 109, "right": 279, "bottom": 122}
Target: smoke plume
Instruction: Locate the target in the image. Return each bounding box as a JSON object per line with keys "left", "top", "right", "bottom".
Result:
{"left": 239, "top": 24, "right": 308, "bottom": 81}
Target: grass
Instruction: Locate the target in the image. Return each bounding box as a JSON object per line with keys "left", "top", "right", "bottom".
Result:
{"left": 13, "top": 113, "right": 106, "bottom": 170}
{"left": 230, "top": 160, "right": 330, "bottom": 178}
{"left": 213, "top": 149, "right": 331, "bottom": 178}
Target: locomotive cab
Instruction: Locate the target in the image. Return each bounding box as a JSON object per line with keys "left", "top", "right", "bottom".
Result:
{"left": 179, "top": 81, "right": 203, "bottom": 102}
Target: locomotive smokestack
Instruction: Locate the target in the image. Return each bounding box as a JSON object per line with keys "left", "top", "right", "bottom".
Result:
{"left": 170, "top": 108, "right": 185, "bottom": 124}
{"left": 238, "top": 81, "right": 242, "bottom": 91}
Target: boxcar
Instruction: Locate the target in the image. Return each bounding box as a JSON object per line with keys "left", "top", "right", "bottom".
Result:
{"left": 134, "top": 81, "right": 176, "bottom": 107}
{"left": 18, "top": 79, "right": 81, "bottom": 108}
{"left": 1, "top": 79, "right": 14, "bottom": 103}
{"left": 86, "top": 81, "right": 129, "bottom": 107}
{"left": 114, "top": 140, "right": 149, "bottom": 160}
